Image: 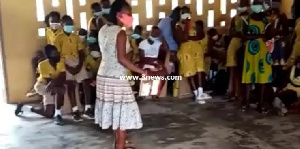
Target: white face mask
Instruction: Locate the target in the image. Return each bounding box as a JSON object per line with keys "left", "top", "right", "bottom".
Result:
{"left": 90, "top": 51, "right": 101, "bottom": 58}
{"left": 181, "top": 13, "right": 191, "bottom": 20}
{"left": 79, "top": 36, "right": 86, "bottom": 42}
{"left": 238, "top": 7, "right": 247, "bottom": 13}
{"left": 49, "top": 23, "right": 61, "bottom": 30}
{"left": 212, "top": 35, "right": 218, "bottom": 40}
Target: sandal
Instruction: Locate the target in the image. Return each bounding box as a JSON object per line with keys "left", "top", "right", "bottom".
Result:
{"left": 240, "top": 105, "right": 249, "bottom": 112}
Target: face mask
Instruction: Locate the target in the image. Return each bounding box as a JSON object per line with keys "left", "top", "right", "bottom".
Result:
{"left": 94, "top": 11, "right": 103, "bottom": 17}
{"left": 117, "top": 12, "right": 133, "bottom": 28}
{"left": 131, "top": 33, "right": 141, "bottom": 39}
{"left": 238, "top": 7, "right": 247, "bottom": 13}
{"left": 79, "top": 36, "right": 86, "bottom": 42}
{"left": 181, "top": 13, "right": 191, "bottom": 20}
{"left": 212, "top": 35, "right": 218, "bottom": 41}
{"left": 50, "top": 23, "right": 61, "bottom": 30}
{"left": 63, "top": 25, "right": 74, "bottom": 33}
{"left": 149, "top": 36, "right": 160, "bottom": 41}
{"left": 87, "top": 37, "right": 97, "bottom": 44}
{"left": 90, "top": 51, "right": 101, "bottom": 58}
{"left": 251, "top": 5, "right": 263, "bottom": 13}
{"left": 102, "top": 8, "right": 110, "bottom": 14}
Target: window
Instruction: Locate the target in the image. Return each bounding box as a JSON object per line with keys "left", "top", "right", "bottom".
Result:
{"left": 185, "top": 0, "right": 191, "bottom": 4}
{"left": 208, "top": 0, "right": 214, "bottom": 4}
{"left": 220, "top": 0, "right": 226, "bottom": 14}
{"left": 207, "top": 10, "right": 214, "bottom": 27}
{"left": 38, "top": 28, "right": 46, "bottom": 37}
{"left": 80, "top": 12, "right": 87, "bottom": 30}
{"left": 146, "top": 0, "right": 153, "bottom": 18}
{"left": 231, "top": 0, "right": 237, "bottom": 3}
{"left": 220, "top": 21, "right": 226, "bottom": 27}
{"left": 159, "top": 0, "right": 165, "bottom": 5}
{"left": 159, "top": 12, "right": 166, "bottom": 19}
{"left": 35, "top": 0, "right": 45, "bottom": 22}
{"left": 147, "top": 25, "right": 153, "bottom": 31}
{"left": 230, "top": 9, "right": 237, "bottom": 18}
{"left": 172, "top": 0, "right": 178, "bottom": 9}
{"left": 196, "top": 0, "right": 203, "bottom": 15}
{"left": 132, "top": 13, "right": 139, "bottom": 28}
{"left": 52, "top": 0, "right": 59, "bottom": 7}
{"left": 131, "top": 0, "right": 138, "bottom": 6}
{"left": 79, "top": 0, "right": 86, "bottom": 6}
{"left": 66, "top": 0, "right": 74, "bottom": 18}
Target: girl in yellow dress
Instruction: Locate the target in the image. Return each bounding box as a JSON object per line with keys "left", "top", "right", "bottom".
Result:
{"left": 176, "top": 6, "right": 211, "bottom": 103}
{"left": 241, "top": 0, "right": 272, "bottom": 113}
{"left": 226, "top": 0, "right": 249, "bottom": 101}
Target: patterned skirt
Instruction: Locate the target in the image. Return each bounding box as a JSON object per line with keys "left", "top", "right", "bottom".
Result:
{"left": 95, "top": 76, "right": 143, "bottom": 130}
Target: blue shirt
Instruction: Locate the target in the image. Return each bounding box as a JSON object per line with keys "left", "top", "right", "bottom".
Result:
{"left": 158, "top": 17, "right": 178, "bottom": 52}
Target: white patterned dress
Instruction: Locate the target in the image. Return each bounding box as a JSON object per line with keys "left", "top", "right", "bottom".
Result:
{"left": 95, "top": 24, "right": 143, "bottom": 130}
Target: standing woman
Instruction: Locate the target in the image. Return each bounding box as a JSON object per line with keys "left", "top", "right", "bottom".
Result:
{"left": 95, "top": 0, "right": 146, "bottom": 148}
{"left": 241, "top": 0, "right": 272, "bottom": 113}
{"left": 225, "top": 0, "right": 249, "bottom": 101}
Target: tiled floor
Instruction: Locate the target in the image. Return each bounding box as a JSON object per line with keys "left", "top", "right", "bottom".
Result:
{"left": 1, "top": 98, "right": 300, "bottom": 149}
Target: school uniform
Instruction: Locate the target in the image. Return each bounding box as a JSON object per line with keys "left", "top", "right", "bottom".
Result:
{"left": 85, "top": 53, "right": 101, "bottom": 78}
{"left": 46, "top": 27, "right": 63, "bottom": 45}
{"left": 54, "top": 33, "right": 89, "bottom": 83}
{"left": 35, "top": 59, "right": 65, "bottom": 105}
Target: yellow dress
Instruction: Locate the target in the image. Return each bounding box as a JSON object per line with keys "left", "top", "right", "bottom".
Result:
{"left": 286, "top": 19, "right": 300, "bottom": 67}
{"left": 177, "top": 29, "right": 204, "bottom": 77}
{"left": 242, "top": 18, "right": 272, "bottom": 84}
{"left": 199, "top": 36, "right": 211, "bottom": 74}
{"left": 226, "top": 15, "right": 245, "bottom": 67}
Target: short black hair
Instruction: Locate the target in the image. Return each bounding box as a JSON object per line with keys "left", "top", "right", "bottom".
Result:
{"left": 101, "top": 0, "right": 110, "bottom": 3}
{"left": 44, "top": 44, "right": 57, "bottom": 56}
{"left": 49, "top": 11, "right": 61, "bottom": 19}
{"left": 170, "top": 6, "right": 181, "bottom": 19}
{"left": 181, "top": 6, "right": 190, "bottom": 14}
{"left": 195, "top": 20, "right": 204, "bottom": 28}
{"left": 91, "top": 2, "right": 101, "bottom": 10}
{"left": 78, "top": 28, "right": 88, "bottom": 36}
{"left": 109, "top": 0, "right": 130, "bottom": 25}
{"left": 89, "top": 30, "right": 98, "bottom": 38}
{"left": 44, "top": 14, "right": 50, "bottom": 27}
{"left": 152, "top": 26, "right": 159, "bottom": 30}
{"left": 207, "top": 28, "right": 217, "bottom": 36}
{"left": 61, "top": 15, "right": 73, "bottom": 23}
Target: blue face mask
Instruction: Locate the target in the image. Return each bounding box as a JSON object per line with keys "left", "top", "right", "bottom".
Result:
{"left": 63, "top": 25, "right": 74, "bottom": 33}
{"left": 87, "top": 37, "right": 97, "bottom": 44}
{"left": 251, "top": 5, "right": 263, "bottom": 13}
{"left": 131, "top": 33, "right": 141, "bottom": 39}
{"left": 149, "top": 36, "right": 160, "bottom": 41}
{"left": 102, "top": 8, "right": 110, "bottom": 14}
{"left": 94, "top": 11, "right": 103, "bottom": 17}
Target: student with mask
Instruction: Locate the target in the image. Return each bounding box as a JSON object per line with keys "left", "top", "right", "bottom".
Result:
{"left": 225, "top": 0, "right": 249, "bottom": 101}
{"left": 88, "top": 3, "right": 106, "bottom": 33}
{"left": 100, "top": 0, "right": 111, "bottom": 22}
{"left": 138, "top": 26, "right": 168, "bottom": 98}
{"left": 78, "top": 28, "right": 88, "bottom": 49}
{"left": 96, "top": 0, "right": 147, "bottom": 148}
{"left": 241, "top": 0, "right": 272, "bottom": 113}
{"left": 54, "top": 15, "right": 91, "bottom": 121}
{"left": 130, "top": 25, "right": 144, "bottom": 63}
{"left": 176, "top": 6, "right": 211, "bottom": 103}
{"left": 15, "top": 45, "right": 66, "bottom": 125}
{"left": 46, "top": 11, "right": 63, "bottom": 45}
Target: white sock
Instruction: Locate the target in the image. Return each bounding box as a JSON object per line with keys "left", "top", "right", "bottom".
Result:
{"left": 197, "top": 87, "right": 203, "bottom": 95}
{"left": 72, "top": 106, "right": 78, "bottom": 112}
{"left": 85, "top": 105, "right": 91, "bottom": 111}
{"left": 22, "top": 105, "right": 32, "bottom": 112}
{"left": 193, "top": 90, "right": 198, "bottom": 96}
{"left": 55, "top": 109, "right": 62, "bottom": 116}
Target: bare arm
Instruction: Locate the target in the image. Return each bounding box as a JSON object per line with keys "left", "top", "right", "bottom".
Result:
{"left": 117, "top": 30, "right": 145, "bottom": 75}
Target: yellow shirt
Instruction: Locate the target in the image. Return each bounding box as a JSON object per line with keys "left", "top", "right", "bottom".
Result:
{"left": 88, "top": 16, "right": 108, "bottom": 32}
{"left": 85, "top": 54, "right": 101, "bottom": 74}
{"left": 46, "top": 27, "right": 63, "bottom": 45}
{"left": 37, "top": 59, "right": 65, "bottom": 83}
{"left": 54, "top": 33, "right": 85, "bottom": 59}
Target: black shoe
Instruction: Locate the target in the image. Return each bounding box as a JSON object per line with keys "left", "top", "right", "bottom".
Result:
{"left": 72, "top": 111, "right": 83, "bottom": 122}
{"left": 54, "top": 115, "right": 64, "bottom": 126}
{"left": 83, "top": 108, "right": 94, "bottom": 119}
{"left": 15, "top": 104, "right": 24, "bottom": 116}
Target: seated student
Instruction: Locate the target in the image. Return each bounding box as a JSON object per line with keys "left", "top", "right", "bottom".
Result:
{"left": 54, "top": 15, "right": 90, "bottom": 121}
{"left": 274, "top": 56, "right": 300, "bottom": 116}
{"left": 88, "top": 2, "right": 107, "bottom": 33}
{"left": 138, "top": 26, "right": 168, "bottom": 98}
{"left": 15, "top": 45, "right": 66, "bottom": 125}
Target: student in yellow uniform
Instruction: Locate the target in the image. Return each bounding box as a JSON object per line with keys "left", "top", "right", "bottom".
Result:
{"left": 88, "top": 3, "right": 107, "bottom": 34}
{"left": 77, "top": 28, "right": 88, "bottom": 50}
{"left": 15, "top": 45, "right": 66, "bottom": 125}
{"left": 286, "top": 19, "right": 300, "bottom": 68}
{"left": 54, "top": 15, "right": 91, "bottom": 121}
{"left": 46, "top": 11, "right": 63, "bottom": 45}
